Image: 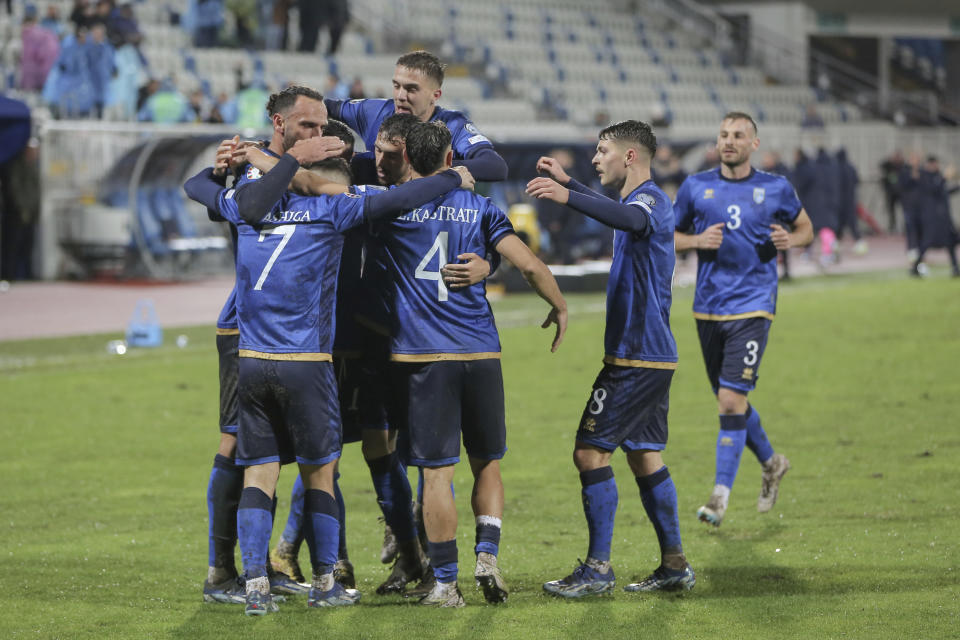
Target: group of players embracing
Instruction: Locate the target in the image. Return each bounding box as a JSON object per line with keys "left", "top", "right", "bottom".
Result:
{"left": 183, "top": 49, "right": 813, "bottom": 616}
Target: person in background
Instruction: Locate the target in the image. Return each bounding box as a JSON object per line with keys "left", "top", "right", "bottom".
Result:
{"left": 19, "top": 4, "right": 61, "bottom": 92}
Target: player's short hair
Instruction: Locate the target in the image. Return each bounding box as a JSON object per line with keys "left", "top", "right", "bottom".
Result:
{"left": 405, "top": 121, "right": 451, "bottom": 176}
{"left": 599, "top": 120, "right": 657, "bottom": 158}
{"left": 396, "top": 50, "right": 445, "bottom": 87}
{"left": 265, "top": 85, "right": 325, "bottom": 117}
{"left": 322, "top": 118, "right": 355, "bottom": 160}
{"left": 723, "top": 111, "right": 758, "bottom": 135}
{"left": 378, "top": 112, "right": 420, "bottom": 145}
{"left": 303, "top": 157, "right": 352, "bottom": 185}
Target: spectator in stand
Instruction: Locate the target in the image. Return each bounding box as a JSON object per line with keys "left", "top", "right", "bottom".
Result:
{"left": 210, "top": 91, "right": 236, "bottom": 123}
{"left": 324, "top": 73, "right": 349, "bottom": 101}
{"left": 233, "top": 82, "right": 271, "bottom": 129}
{"left": 909, "top": 156, "right": 960, "bottom": 277}
{"left": 801, "top": 104, "right": 825, "bottom": 129}
{"left": 19, "top": 5, "right": 60, "bottom": 91}
{"left": 880, "top": 150, "right": 904, "bottom": 233}
{"left": 226, "top": 0, "right": 257, "bottom": 46}
{"left": 88, "top": 0, "right": 114, "bottom": 29}
{"left": 43, "top": 26, "right": 96, "bottom": 118}
{"left": 298, "top": 0, "right": 349, "bottom": 55}
{"left": 189, "top": 88, "right": 213, "bottom": 122}
{"left": 41, "top": 6, "right": 67, "bottom": 38}
{"left": 85, "top": 23, "right": 115, "bottom": 118}
{"left": 534, "top": 148, "right": 578, "bottom": 264}
{"left": 265, "top": 0, "right": 291, "bottom": 50}
{"left": 348, "top": 76, "right": 365, "bottom": 100}
{"left": 106, "top": 39, "right": 145, "bottom": 120}
{"left": 652, "top": 144, "right": 686, "bottom": 200}
{"left": 70, "top": 0, "right": 95, "bottom": 30}
{"left": 187, "top": 0, "right": 224, "bottom": 48}
{"left": 835, "top": 148, "right": 867, "bottom": 255}
{"left": 696, "top": 146, "right": 720, "bottom": 172}
{"left": 106, "top": 2, "right": 143, "bottom": 48}
{"left": 137, "top": 79, "right": 194, "bottom": 123}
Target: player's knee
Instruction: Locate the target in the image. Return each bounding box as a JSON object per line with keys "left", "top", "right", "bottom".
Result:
{"left": 572, "top": 445, "right": 608, "bottom": 473}
{"left": 361, "top": 429, "right": 394, "bottom": 460}
{"left": 717, "top": 388, "right": 748, "bottom": 415}
{"left": 217, "top": 433, "right": 237, "bottom": 458}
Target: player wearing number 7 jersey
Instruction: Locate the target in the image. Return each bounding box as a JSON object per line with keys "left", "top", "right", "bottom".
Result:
{"left": 527, "top": 120, "right": 693, "bottom": 596}
{"left": 673, "top": 112, "right": 813, "bottom": 527}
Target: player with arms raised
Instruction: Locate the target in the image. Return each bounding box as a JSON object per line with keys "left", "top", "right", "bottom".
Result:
{"left": 528, "top": 120, "right": 695, "bottom": 596}
{"left": 673, "top": 112, "right": 813, "bottom": 527}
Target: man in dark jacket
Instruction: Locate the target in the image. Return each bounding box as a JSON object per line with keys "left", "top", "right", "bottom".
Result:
{"left": 911, "top": 156, "right": 959, "bottom": 277}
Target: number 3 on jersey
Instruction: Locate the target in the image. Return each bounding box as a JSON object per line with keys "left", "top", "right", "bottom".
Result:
{"left": 726, "top": 204, "right": 742, "bottom": 230}
{"left": 416, "top": 231, "right": 449, "bottom": 301}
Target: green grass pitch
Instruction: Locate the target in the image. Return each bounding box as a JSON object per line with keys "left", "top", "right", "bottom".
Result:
{"left": 2, "top": 269, "right": 958, "bottom": 638}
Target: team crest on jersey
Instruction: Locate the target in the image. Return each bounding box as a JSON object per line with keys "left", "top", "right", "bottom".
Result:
{"left": 246, "top": 165, "right": 263, "bottom": 180}
{"left": 753, "top": 187, "right": 765, "bottom": 204}
{"left": 703, "top": 188, "right": 714, "bottom": 199}
{"left": 343, "top": 192, "right": 361, "bottom": 199}
{"left": 465, "top": 123, "right": 480, "bottom": 135}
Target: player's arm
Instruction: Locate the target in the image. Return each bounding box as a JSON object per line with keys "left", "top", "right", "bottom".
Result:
{"left": 233, "top": 137, "right": 350, "bottom": 196}
{"left": 525, "top": 177, "right": 651, "bottom": 234}
{"left": 674, "top": 224, "right": 724, "bottom": 252}
{"left": 493, "top": 234, "right": 567, "bottom": 352}
{"left": 535, "top": 156, "right": 606, "bottom": 198}
{"left": 184, "top": 167, "right": 227, "bottom": 212}
{"left": 770, "top": 209, "right": 813, "bottom": 250}
{"left": 456, "top": 147, "right": 508, "bottom": 182}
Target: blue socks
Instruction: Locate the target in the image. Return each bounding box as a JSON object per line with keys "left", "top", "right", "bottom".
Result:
{"left": 580, "top": 466, "right": 617, "bottom": 562}
{"left": 303, "top": 488, "right": 339, "bottom": 577}
{"left": 636, "top": 466, "right": 683, "bottom": 555}
{"left": 368, "top": 451, "right": 417, "bottom": 544}
{"left": 332, "top": 472, "right": 348, "bottom": 561}
{"left": 237, "top": 486, "right": 274, "bottom": 579}
{"left": 715, "top": 414, "right": 748, "bottom": 489}
{"left": 427, "top": 539, "right": 458, "bottom": 583}
{"left": 207, "top": 454, "right": 243, "bottom": 572}
{"left": 745, "top": 405, "right": 775, "bottom": 464}
{"left": 281, "top": 474, "right": 305, "bottom": 549}
{"left": 474, "top": 515, "right": 501, "bottom": 556}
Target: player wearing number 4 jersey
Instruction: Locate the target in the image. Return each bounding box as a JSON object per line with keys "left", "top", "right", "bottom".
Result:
{"left": 673, "top": 112, "right": 813, "bottom": 527}
{"left": 527, "top": 120, "right": 694, "bottom": 596}
{"left": 368, "top": 121, "right": 566, "bottom": 608}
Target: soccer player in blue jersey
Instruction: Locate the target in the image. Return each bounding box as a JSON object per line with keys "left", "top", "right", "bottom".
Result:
{"left": 185, "top": 136, "right": 474, "bottom": 615}
{"left": 673, "top": 112, "right": 813, "bottom": 527}
{"left": 527, "top": 120, "right": 696, "bottom": 595}
{"left": 324, "top": 50, "right": 508, "bottom": 182}
{"left": 201, "top": 85, "right": 346, "bottom": 605}
{"left": 362, "top": 121, "right": 566, "bottom": 607}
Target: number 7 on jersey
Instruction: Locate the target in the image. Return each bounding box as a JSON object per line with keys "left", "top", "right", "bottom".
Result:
{"left": 254, "top": 225, "right": 296, "bottom": 290}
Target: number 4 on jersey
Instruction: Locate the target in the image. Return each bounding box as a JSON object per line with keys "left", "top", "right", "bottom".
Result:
{"left": 416, "top": 231, "right": 449, "bottom": 301}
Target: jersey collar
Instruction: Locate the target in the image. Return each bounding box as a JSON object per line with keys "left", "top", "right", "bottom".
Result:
{"left": 717, "top": 167, "right": 755, "bottom": 183}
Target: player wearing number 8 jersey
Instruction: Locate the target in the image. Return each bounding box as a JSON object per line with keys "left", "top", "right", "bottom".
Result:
{"left": 673, "top": 112, "right": 813, "bottom": 527}
{"left": 527, "top": 120, "right": 694, "bottom": 596}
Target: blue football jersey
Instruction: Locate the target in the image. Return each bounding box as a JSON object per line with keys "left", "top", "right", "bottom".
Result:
{"left": 326, "top": 98, "right": 493, "bottom": 160}
{"left": 216, "top": 188, "right": 367, "bottom": 359}
{"left": 674, "top": 168, "right": 802, "bottom": 320}
{"left": 215, "top": 150, "right": 279, "bottom": 332}
{"left": 361, "top": 188, "right": 515, "bottom": 360}
{"left": 603, "top": 181, "right": 678, "bottom": 368}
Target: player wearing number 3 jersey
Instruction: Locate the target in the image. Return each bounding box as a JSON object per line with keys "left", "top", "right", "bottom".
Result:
{"left": 674, "top": 112, "right": 813, "bottom": 528}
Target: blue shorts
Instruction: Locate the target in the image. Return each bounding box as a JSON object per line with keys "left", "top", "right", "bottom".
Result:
{"left": 216, "top": 332, "right": 239, "bottom": 435}
{"left": 336, "top": 327, "right": 391, "bottom": 443}
{"left": 235, "top": 358, "right": 342, "bottom": 467}
{"left": 576, "top": 364, "right": 673, "bottom": 452}
{"left": 696, "top": 317, "right": 772, "bottom": 395}
{"left": 388, "top": 359, "right": 506, "bottom": 467}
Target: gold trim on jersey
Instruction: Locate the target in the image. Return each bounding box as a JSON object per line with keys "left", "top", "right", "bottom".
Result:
{"left": 239, "top": 349, "right": 333, "bottom": 362}
{"left": 390, "top": 352, "right": 501, "bottom": 363}
{"left": 216, "top": 328, "right": 240, "bottom": 335}
{"left": 603, "top": 355, "right": 678, "bottom": 370}
{"left": 692, "top": 311, "right": 775, "bottom": 321}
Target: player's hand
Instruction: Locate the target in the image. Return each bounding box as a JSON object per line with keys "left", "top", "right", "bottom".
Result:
{"left": 227, "top": 140, "right": 265, "bottom": 170}
{"left": 213, "top": 135, "right": 239, "bottom": 176}
{"left": 525, "top": 177, "right": 570, "bottom": 204}
{"left": 451, "top": 165, "right": 476, "bottom": 191}
{"left": 536, "top": 156, "right": 571, "bottom": 185}
{"left": 441, "top": 253, "right": 490, "bottom": 289}
{"left": 543, "top": 306, "right": 567, "bottom": 353}
{"left": 287, "top": 136, "right": 347, "bottom": 165}
{"left": 769, "top": 224, "right": 791, "bottom": 250}
{"left": 698, "top": 222, "right": 725, "bottom": 249}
